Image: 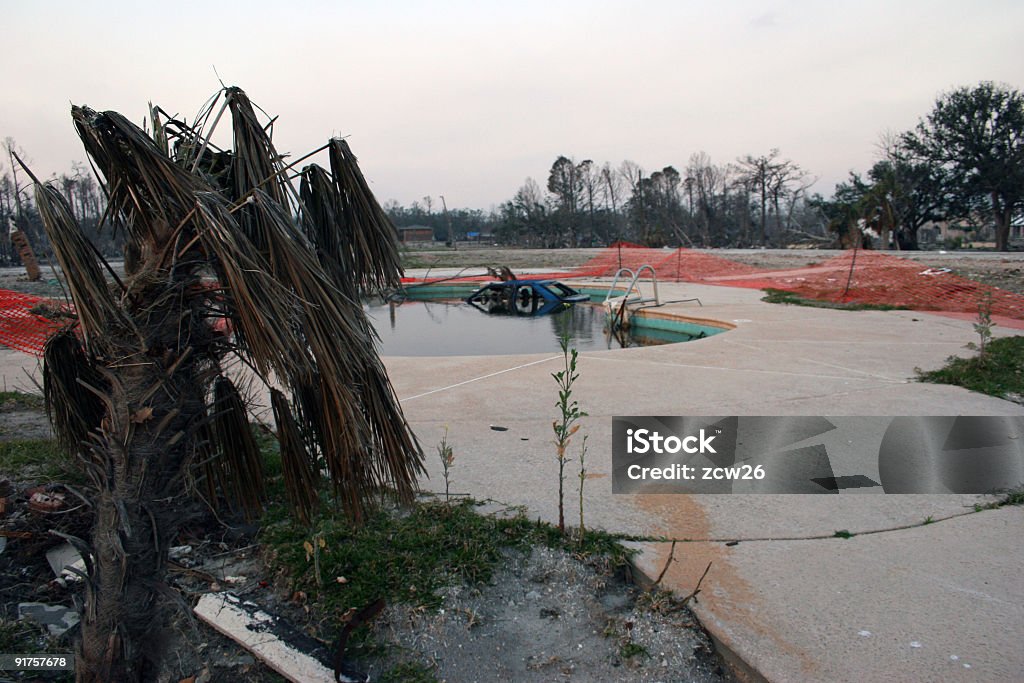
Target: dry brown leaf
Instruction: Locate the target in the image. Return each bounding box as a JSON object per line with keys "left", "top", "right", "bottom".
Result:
{"left": 130, "top": 406, "right": 154, "bottom": 423}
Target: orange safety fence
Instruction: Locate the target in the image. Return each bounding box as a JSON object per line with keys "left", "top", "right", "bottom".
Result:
{"left": 0, "top": 291, "right": 68, "bottom": 356}
{"left": 408, "top": 242, "right": 1024, "bottom": 322}
{"left": 2, "top": 244, "right": 1022, "bottom": 355}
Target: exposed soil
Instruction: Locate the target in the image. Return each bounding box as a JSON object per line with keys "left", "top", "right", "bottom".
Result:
{"left": 401, "top": 246, "right": 1024, "bottom": 296}
{"left": 0, "top": 400, "right": 734, "bottom": 683}
{"left": 370, "top": 545, "right": 730, "bottom": 682}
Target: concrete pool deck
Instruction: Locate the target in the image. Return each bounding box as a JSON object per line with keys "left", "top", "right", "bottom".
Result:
{"left": 1, "top": 279, "right": 1021, "bottom": 682}
{"left": 383, "top": 279, "right": 1024, "bottom": 682}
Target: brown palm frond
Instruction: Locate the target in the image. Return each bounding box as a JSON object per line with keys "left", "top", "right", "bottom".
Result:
{"left": 356, "top": 364, "right": 423, "bottom": 501}
{"left": 192, "top": 188, "right": 422, "bottom": 519}
{"left": 71, "top": 106, "right": 209, "bottom": 248}
{"left": 148, "top": 102, "right": 169, "bottom": 156}
{"left": 192, "top": 195, "right": 314, "bottom": 379}
{"left": 190, "top": 417, "right": 223, "bottom": 512}
{"left": 271, "top": 389, "right": 319, "bottom": 526}
{"left": 55, "top": 87, "right": 423, "bottom": 523}
{"left": 327, "top": 138, "right": 405, "bottom": 293}
{"left": 236, "top": 191, "right": 423, "bottom": 517}
{"left": 31, "top": 182, "right": 126, "bottom": 350}
{"left": 225, "top": 87, "right": 292, "bottom": 210}
{"left": 299, "top": 164, "right": 352, "bottom": 292}
{"left": 209, "top": 375, "right": 265, "bottom": 519}
{"left": 42, "top": 328, "right": 107, "bottom": 455}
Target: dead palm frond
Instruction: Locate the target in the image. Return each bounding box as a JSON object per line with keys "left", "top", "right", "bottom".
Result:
{"left": 42, "top": 328, "right": 107, "bottom": 455}
{"left": 328, "top": 138, "right": 404, "bottom": 294}
{"left": 209, "top": 375, "right": 265, "bottom": 519}
{"left": 226, "top": 87, "right": 292, "bottom": 211}
{"left": 271, "top": 389, "right": 319, "bottom": 526}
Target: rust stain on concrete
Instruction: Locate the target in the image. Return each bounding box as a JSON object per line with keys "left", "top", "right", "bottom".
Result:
{"left": 635, "top": 494, "right": 819, "bottom": 680}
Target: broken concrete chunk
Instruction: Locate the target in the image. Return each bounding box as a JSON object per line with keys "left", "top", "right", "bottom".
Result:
{"left": 18, "top": 602, "right": 80, "bottom": 636}
{"left": 45, "top": 543, "right": 85, "bottom": 582}
{"left": 168, "top": 545, "right": 193, "bottom": 560}
{"left": 27, "top": 488, "right": 65, "bottom": 514}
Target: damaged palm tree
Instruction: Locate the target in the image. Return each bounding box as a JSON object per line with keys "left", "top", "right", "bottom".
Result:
{"left": 24, "top": 87, "right": 423, "bottom": 682}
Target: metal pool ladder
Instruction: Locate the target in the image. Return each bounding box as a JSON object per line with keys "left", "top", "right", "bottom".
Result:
{"left": 604, "top": 265, "right": 660, "bottom": 330}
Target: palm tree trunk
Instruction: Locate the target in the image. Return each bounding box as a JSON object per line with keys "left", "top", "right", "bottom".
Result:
{"left": 76, "top": 283, "right": 206, "bottom": 682}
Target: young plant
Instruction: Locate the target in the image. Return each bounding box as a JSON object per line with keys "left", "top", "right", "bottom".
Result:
{"left": 965, "top": 291, "right": 995, "bottom": 362}
{"left": 553, "top": 333, "right": 586, "bottom": 534}
{"left": 437, "top": 426, "right": 455, "bottom": 502}
{"left": 304, "top": 533, "right": 328, "bottom": 587}
{"left": 578, "top": 434, "right": 589, "bottom": 540}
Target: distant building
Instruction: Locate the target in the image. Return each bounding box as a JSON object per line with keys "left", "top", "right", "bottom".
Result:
{"left": 918, "top": 215, "right": 994, "bottom": 246}
{"left": 397, "top": 225, "right": 434, "bottom": 243}
{"left": 465, "top": 230, "right": 493, "bottom": 243}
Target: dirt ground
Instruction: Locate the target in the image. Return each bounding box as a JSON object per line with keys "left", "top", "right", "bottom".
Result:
{"left": 403, "top": 246, "right": 1024, "bottom": 296}
{"left": 0, "top": 399, "right": 733, "bottom": 683}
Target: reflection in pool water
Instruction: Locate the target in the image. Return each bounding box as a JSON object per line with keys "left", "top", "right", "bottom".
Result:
{"left": 362, "top": 300, "right": 707, "bottom": 357}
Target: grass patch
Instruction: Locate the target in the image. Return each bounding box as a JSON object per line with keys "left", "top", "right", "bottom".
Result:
{"left": 0, "top": 391, "right": 44, "bottom": 411}
{"left": 917, "top": 335, "right": 1024, "bottom": 401}
{"left": 258, "top": 425, "right": 637, "bottom": 660}
{"left": 255, "top": 435, "right": 636, "bottom": 671}
{"left": 761, "top": 288, "right": 907, "bottom": 311}
{"left": 261, "top": 496, "right": 633, "bottom": 620}
{"left": 619, "top": 641, "right": 649, "bottom": 661}
{"left": 379, "top": 661, "right": 439, "bottom": 683}
{"left": 262, "top": 498, "right": 529, "bottom": 614}
{"left": 1000, "top": 488, "right": 1024, "bottom": 506}
{"left": 0, "top": 618, "right": 73, "bottom": 682}
{"left": 974, "top": 487, "right": 1024, "bottom": 511}
{"left": 0, "top": 438, "right": 76, "bottom": 482}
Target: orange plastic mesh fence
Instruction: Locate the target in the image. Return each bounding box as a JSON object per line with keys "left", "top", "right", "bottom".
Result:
{"left": 1, "top": 246, "right": 1021, "bottom": 356}
{"left": 412, "top": 243, "right": 1024, "bottom": 321}
{"left": 0, "top": 291, "right": 68, "bottom": 356}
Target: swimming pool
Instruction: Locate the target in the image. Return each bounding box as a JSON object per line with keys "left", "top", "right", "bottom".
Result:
{"left": 363, "top": 293, "right": 727, "bottom": 357}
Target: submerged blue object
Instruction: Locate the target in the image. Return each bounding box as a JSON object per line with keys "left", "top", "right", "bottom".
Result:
{"left": 465, "top": 280, "right": 591, "bottom": 317}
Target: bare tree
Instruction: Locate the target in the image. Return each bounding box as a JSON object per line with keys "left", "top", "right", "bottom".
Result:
{"left": 547, "top": 156, "right": 588, "bottom": 246}
{"left": 768, "top": 157, "right": 806, "bottom": 235}
{"left": 601, "top": 161, "right": 626, "bottom": 241}
{"left": 738, "top": 149, "right": 779, "bottom": 245}
{"left": 578, "top": 160, "right": 600, "bottom": 246}
{"left": 738, "top": 149, "right": 806, "bottom": 245}
{"left": 686, "top": 152, "right": 726, "bottom": 245}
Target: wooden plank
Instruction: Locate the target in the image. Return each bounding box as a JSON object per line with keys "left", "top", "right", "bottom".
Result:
{"left": 193, "top": 592, "right": 334, "bottom": 683}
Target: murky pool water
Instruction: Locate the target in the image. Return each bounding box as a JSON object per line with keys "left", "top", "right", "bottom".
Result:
{"left": 362, "top": 300, "right": 702, "bottom": 357}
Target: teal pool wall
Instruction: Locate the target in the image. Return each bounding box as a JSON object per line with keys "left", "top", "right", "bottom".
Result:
{"left": 629, "top": 313, "right": 728, "bottom": 338}
{"left": 397, "top": 281, "right": 730, "bottom": 339}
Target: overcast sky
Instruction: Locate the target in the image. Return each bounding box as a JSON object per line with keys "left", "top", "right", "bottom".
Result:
{"left": 4, "top": 1, "right": 1023, "bottom": 210}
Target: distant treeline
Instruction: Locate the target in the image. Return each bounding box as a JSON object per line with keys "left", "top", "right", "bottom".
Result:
{"left": 1, "top": 145, "right": 122, "bottom": 267}
{"left": 7, "top": 81, "right": 1022, "bottom": 263}
{"left": 387, "top": 82, "right": 1024, "bottom": 252}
